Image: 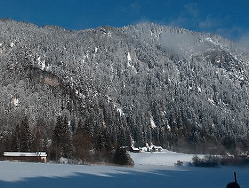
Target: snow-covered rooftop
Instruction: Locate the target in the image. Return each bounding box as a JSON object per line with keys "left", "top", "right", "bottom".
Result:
{"left": 4, "top": 152, "right": 47, "bottom": 157}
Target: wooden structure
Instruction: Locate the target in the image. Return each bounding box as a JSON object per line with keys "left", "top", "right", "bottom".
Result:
{"left": 3, "top": 152, "right": 47, "bottom": 163}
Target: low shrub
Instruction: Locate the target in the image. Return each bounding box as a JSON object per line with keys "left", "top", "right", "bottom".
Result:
{"left": 176, "top": 160, "right": 184, "bottom": 166}
{"left": 191, "top": 155, "right": 220, "bottom": 167}
{"left": 220, "top": 155, "right": 249, "bottom": 166}
{"left": 191, "top": 154, "right": 249, "bottom": 167}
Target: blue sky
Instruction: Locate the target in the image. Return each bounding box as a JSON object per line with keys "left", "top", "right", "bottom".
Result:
{"left": 0, "top": 0, "right": 248, "bottom": 40}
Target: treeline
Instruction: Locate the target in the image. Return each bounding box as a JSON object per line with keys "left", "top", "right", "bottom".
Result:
{"left": 0, "top": 116, "right": 133, "bottom": 165}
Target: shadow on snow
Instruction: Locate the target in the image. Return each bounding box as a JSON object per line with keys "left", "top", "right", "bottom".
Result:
{"left": 0, "top": 166, "right": 248, "bottom": 188}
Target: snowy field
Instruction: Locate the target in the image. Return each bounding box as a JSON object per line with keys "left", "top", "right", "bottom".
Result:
{"left": 129, "top": 149, "right": 203, "bottom": 166}
{"left": 0, "top": 150, "right": 248, "bottom": 188}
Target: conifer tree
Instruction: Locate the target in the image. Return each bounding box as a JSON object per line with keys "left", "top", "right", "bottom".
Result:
{"left": 94, "top": 126, "right": 112, "bottom": 152}
{"left": 113, "top": 146, "right": 134, "bottom": 166}
{"left": 19, "top": 117, "right": 33, "bottom": 152}
{"left": 73, "top": 118, "right": 93, "bottom": 160}
{"left": 52, "top": 116, "right": 63, "bottom": 160}
{"left": 33, "top": 121, "right": 44, "bottom": 152}
{"left": 11, "top": 125, "right": 20, "bottom": 152}
{"left": 52, "top": 116, "right": 73, "bottom": 159}
{"left": 61, "top": 116, "right": 73, "bottom": 158}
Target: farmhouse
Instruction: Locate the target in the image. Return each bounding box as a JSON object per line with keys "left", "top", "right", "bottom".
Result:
{"left": 129, "top": 146, "right": 140, "bottom": 153}
{"left": 3, "top": 152, "right": 47, "bottom": 163}
{"left": 140, "top": 143, "right": 163, "bottom": 152}
{"left": 151, "top": 146, "right": 163, "bottom": 152}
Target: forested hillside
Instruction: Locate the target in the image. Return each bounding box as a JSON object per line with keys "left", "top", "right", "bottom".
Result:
{"left": 0, "top": 19, "right": 249, "bottom": 161}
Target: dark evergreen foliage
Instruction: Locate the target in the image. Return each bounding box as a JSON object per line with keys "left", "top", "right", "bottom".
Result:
{"left": 9, "top": 117, "right": 33, "bottom": 152}
{"left": 73, "top": 118, "right": 93, "bottom": 160}
{"left": 51, "top": 116, "right": 73, "bottom": 159}
{"left": 33, "top": 119, "right": 46, "bottom": 152}
{"left": 10, "top": 125, "right": 20, "bottom": 152}
{"left": 113, "top": 146, "right": 134, "bottom": 166}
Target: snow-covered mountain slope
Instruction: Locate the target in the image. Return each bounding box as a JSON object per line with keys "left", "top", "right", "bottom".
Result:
{"left": 0, "top": 19, "right": 249, "bottom": 155}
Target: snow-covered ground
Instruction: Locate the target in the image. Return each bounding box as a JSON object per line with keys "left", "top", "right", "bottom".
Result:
{"left": 130, "top": 149, "right": 203, "bottom": 166}
{"left": 0, "top": 150, "right": 248, "bottom": 188}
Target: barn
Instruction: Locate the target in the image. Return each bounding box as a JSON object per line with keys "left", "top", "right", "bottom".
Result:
{"left": 3, "top": 152, "right": 47, "bottom": 163}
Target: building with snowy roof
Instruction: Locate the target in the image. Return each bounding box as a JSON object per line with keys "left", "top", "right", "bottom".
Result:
{"left": 3, "top": 152, "right": 47, "bottom": 163}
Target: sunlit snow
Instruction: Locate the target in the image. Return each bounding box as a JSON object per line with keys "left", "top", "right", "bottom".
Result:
{"left": 10, "top": 42, "right": 15, "bottom": 48}
{"left": 0, "top": 151, "right": 248, "bottom": 188}
{"left": 13, "top": 98, "right": 19, "bottom": 107}
{"left": 150, "top": 116, "right": 156, "bottom": 128}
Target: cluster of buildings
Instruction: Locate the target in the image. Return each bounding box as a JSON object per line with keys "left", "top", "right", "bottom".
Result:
{"left": 123, "top": 143, "right": 163, "bottom": 153}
